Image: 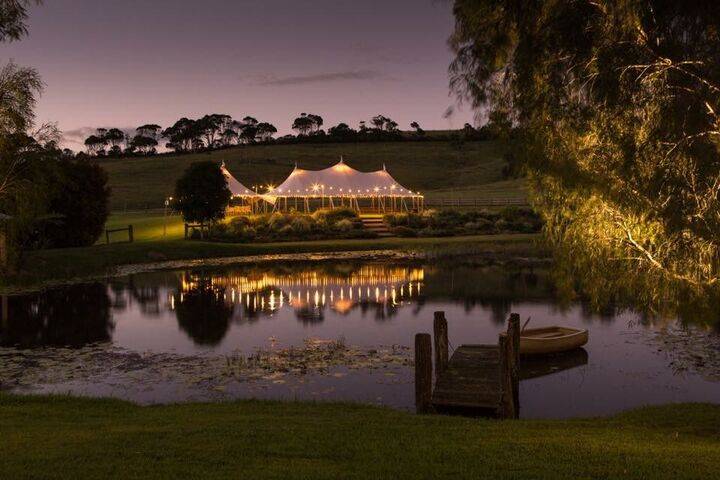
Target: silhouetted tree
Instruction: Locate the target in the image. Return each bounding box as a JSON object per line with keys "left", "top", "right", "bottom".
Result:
{"left": 0, "top": 0, "right": 42, "bottom": 43}
{"left": 410, "top": 121, "right": 425, "bottom": 137}
{"left": 83, "top": 134, "right": 105, "bottom": 155}
{"left": 256, "top": 122, "right": 277, "bottom": 142}
{"left": 238, "top": 116, "right": 259, "bottom": 144}
{"left": 162, "top": 118, "right": 199, "bottom": 152}
{"left": 292, "top": 113, "right": 314, "bottom": 136}
{"left": 130, "top": 134, "right": 158, "bottom": 154}
{"left": 328, "top": 122, "right": 356, "bottom": 139}
{"left": 173, "top": 161, "right": 231, "bottom": 229}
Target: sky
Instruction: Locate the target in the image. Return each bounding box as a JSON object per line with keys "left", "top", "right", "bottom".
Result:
{"left": 1, "top": 0, "right": 475, "bottom": 151}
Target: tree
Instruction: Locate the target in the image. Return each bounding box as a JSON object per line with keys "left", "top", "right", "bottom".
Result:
{"left": 162, "top": 118, "right": 199, "bottom": 152}
{"left": 256, "top": 122, "right": 277, "bottom": 142}
{"left": 83, "top": 135, "right": 105, "bottom": 156}
{"left": 292, "top": 113, "right": 314, "bottom": 136}
{"left": 136, "top": 124, "right": 162, "bottom": 140}
{"left": 173, "top": 161, "right": 231, "bottom": 230}
{"left": 238, "top": 116, "right": 259, "bottom": 144}
{"left": 0, "top": 0, "right": 41, "bottom": 43}
{"left": 220, "top": 128, "right": 238, "bottom": 146}
{"left": 306, "top": 113, "right": 323, "bottom": 133}
{"left": 104, "top": 128, "right": 125, "bottom": 156}
{"left": 450, "top": 0, "right": 720, "bottom": 292}
{"left": 130, "top": 134, "right": 158, "bottom": 154}
{"left": 0, "top": 61, "right": 43, "bottom": 135}
{"left": 197, "top": 114, "right": 230, "bottom": 147}
{"left": 328, "top": 122, "right": 356, "bottom": 139}
{"left": 370, "top": 115, "right": 398, "bottom": 132}
{"left": 410, "top": 121, "right": 425, "bottom": 137}
{"left": 38, "top": 159, "right": 111, "bottom": 247}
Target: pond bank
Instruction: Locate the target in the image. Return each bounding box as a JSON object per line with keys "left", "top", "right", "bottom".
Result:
{"left": 1, "top": 394, "right": 719, "bottom": 479}
{"left": 2, "top": 233, "right": 544, "bottom": 293}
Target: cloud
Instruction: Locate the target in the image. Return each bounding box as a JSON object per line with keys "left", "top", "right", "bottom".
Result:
{"left": 242, "top": 70, "right": 395, "bottom": 87}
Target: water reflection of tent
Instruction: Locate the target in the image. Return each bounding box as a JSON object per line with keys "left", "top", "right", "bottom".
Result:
{"left": 225, "top": 158, "right": 424, "bottom": 213}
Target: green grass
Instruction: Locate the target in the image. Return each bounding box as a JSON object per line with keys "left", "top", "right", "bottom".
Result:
{"left": 1, "top": 394, "right": 718, "bottom": 479}
{"left": 100, "top": 210, "right": 185, "bottom": 243}
{"left": 5, "top": 233, "right": 542, "bottom": 292}
{"left": 102, "top": 141, "right": 519, "bottom": 210}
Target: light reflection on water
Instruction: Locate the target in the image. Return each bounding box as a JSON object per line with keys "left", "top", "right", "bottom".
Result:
{"left": 1, "top": 260, "right": 719, "bottom": 418}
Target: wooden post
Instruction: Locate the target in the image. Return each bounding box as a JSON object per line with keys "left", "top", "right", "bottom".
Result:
{"left": 106, "top": 229, "right": 110, "bottom": 245}
{"left": 433, "top": 311, "right": 448, "bottom": 382}
{"left": 499, "top": 313, "right": 521, "bottom": 419}
{"left": 128, "top": 225, "right": 134, "bottom": 243}
{"left": 415, "top": 333, "right": 433, "bottom": 414}
{"left": 184, "top": 223, "right": 189, "bottom": 239}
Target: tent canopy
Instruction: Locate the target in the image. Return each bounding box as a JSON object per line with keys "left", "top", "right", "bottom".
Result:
{"left": 221, "top": 162, "right": 256, "bottom": 197}
{"left": 267, "top": 159, "right": 420, "bottom": 197}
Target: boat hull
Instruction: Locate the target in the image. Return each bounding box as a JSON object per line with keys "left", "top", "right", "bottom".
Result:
{"left": 503, "top": 326, "right": 589, "bottom": 355}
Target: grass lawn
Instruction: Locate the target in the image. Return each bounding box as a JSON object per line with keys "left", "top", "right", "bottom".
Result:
{"left": 101, "top": 140, "right": 521, "bottom": 210}
{"left": 1, "top": 394, "right": 718, "bottom": 479}
{"left": 100, "top": 210, "right": 185, "bottom": 243}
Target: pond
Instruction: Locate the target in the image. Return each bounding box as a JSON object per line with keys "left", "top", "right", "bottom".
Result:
{"left": 2, "top": 259, "right": 719, "bottom": 418}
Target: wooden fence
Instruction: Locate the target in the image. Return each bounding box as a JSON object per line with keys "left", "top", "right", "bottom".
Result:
{"left": 105, "top": 225, "right": 134, "bottom": 244}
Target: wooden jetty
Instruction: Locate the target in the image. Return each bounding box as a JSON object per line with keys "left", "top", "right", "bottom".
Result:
{"left": 415, "top": 312, "right": 520, "bottom": 418}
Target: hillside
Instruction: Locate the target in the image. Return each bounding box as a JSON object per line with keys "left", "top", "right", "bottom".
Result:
{"left": 101, "top": 141, "right": 525, "bottom": 211}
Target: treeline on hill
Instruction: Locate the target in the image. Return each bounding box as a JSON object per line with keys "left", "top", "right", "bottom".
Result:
{"left": 78, "top": 112, "right": 506, "bottom": 158}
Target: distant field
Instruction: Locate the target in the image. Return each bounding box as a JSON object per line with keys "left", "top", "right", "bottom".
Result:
{"left": 101, "top": 141, "right": 525, "bottom": 211}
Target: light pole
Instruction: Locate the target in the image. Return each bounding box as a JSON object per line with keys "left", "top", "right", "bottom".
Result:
{"left": 164, "top": 196, "right": 172, "bottom": 237}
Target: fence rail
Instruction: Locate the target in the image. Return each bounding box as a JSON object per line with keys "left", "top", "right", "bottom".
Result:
{"left": 105, "top": 225, "right": 134, "bottom": 244}
{"left": 425, "top": 198, "right": 528, "bottom": 207}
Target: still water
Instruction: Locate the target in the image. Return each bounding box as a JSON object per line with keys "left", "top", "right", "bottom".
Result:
{"left": 1, "top": 260, "right": 719, "bottom": 418}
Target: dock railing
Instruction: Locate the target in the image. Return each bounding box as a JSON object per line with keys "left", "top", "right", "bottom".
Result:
{"left": 415, "top": 311, "right": 520, "bottom": 418}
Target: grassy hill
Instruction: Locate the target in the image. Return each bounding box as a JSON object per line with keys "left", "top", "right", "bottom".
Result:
{"left": 101, "top": 140, "right": 524, "bottom": 211}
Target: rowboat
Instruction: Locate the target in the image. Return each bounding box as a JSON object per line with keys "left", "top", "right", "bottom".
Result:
{"left": 503, "top": 326, "right": 589, "bottom": 355}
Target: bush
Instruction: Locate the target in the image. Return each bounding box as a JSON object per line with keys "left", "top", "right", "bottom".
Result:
{"left": 336, "top": 218, "right": 354, "bottom": 232}
{"left": 384, "top": 207, "right": 541, "bottom": 237}
{"left": 268, "top": 212, "right": 289, "bottom": 231}
{"left": 291, "top": 216, "right": 312, "bottom": 233}
{"left": 207, "top": 208, "right": 367, "bottom": 243}
{"left": 20, "top": 159, "right": 110, "bottom": 249}
{"left": 392, "top": 226, "right": 417, "bottom": 237}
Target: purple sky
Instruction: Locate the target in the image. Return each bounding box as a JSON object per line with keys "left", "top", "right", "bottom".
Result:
{"left": 2, "top": 0, "right": 475, "bottom": 150}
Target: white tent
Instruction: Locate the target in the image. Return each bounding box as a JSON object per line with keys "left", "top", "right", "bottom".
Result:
{"left": 263, "top": 158, "right": 423, "bottom": 212}
{"left": 221, "top": 162, "right": 256, "bottom": 197}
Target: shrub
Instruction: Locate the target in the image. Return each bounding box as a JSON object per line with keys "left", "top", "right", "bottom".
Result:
{"left": 313, "top": 207, "right": 357, "bottom": 225}
{"left": 42, "top": 160, "right": 110, "bottom": 248}
{"left": 291, "top": 216, "right": 312, "bottom": 233}
{"left": 336, "top": 218, "right": 354, "bottom": 232}
{"left": 268, "top": 212, "right": 289, "bottom": 231}
{"left": 392, "top": 226, "right": 417, "bottom": 237}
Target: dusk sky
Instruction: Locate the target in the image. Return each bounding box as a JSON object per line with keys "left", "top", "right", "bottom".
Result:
{"left": 2, "top": 0, "right": 475, "bottom": 150}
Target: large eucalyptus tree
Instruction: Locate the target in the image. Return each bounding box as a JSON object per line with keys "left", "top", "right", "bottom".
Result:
{"left": 451, "top": 1, "right": 720, "bottom": 292}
